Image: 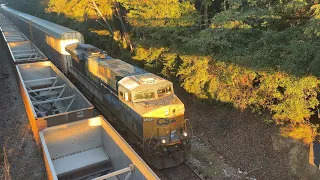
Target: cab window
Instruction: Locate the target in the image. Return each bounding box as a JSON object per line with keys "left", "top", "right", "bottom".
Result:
{"left": 119, "top": 91, "right": 131, "bottom": 101}
{"left": 157, "top": 85, "right": 172, "bottom": 98}
{"left": 119, "top": 91, "right": 124, "bottom": 99}
{"left": 134, "top": 90, "right": 155, "bottom": 101}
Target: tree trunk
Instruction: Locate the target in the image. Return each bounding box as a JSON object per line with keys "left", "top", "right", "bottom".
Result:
{"left": 224, "top": 0, "right": 227, "bottom": 11}
{"left": 91, "top": 0, "right": 114, "bottom": 38}
{"left": 113, "top": 0, "right": 134, "bottom": 51}
{"left": 204, "top": 4, "right": 209, "bottom": 28}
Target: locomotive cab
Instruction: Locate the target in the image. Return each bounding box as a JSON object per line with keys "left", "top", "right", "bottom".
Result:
{"left": 118, "top": 74, "right": 192, "bottom": 168}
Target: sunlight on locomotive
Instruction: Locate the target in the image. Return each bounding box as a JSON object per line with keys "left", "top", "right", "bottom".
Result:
{"left": 60, "top": 39, "right": 79, "bottom": 55}
{"left": 45, "top": 35, "right": 79, "bottom": 55}
{"left": 88, "top": 117, "right": 102, "bottom": 127}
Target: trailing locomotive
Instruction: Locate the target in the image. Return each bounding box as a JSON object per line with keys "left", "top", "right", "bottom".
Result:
{"left": 65, "top": 43, "right": 191, "bottom": 169}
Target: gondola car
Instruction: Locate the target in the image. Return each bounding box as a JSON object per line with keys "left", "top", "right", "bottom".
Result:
{"left": 66, "top": 43, "right": 192, "bottom": 169}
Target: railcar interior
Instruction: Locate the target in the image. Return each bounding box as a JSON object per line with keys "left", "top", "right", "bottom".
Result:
{"left": 0, "top": 16, "right": 11, "bottom": 26}
{"left": 40, "top": 116, "right": 159, "bottom": 180}
{"left": 16, "top": 61, "right": 92, "bottom": 119}
{"left": 2, "top": 31, "right": 28, "bottom": 42}
{"left": 7, "top": 41, "right": 47, "bottom": 62}
{"left": 0, "top": 13, "right": 47, "bottom": 63}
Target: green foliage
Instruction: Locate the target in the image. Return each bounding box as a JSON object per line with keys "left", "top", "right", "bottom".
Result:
{"left": 118, "top": 0, "right": 198, "bottom": 27}
{"left": 177, "top": 56, "right": 210, "bottom": 97}
{"left": 161, "top": 53, "right": 182, "bottom": 80}
{"left": 46, "top": 0, "right": 113, "bottom": 20}
{"left": 270, "top": 76, "right": 319, "bottom": 124}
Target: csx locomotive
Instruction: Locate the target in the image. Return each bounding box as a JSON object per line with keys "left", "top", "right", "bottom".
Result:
{"left": 65, "top": 43, "right": 191, "bottom": 169}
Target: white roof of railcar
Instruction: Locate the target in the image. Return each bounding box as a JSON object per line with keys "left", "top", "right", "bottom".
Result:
{"left": 2, "top": 6, "right": 82, "bottom": 39}
{"left": 6, "top": 7, "right": 35, "bottom": 21}
{"left": 119, "top": 73, "right": 170, "bottom": 91}
{"left": 99, "top": 59, "right": 146, "bottom": 77}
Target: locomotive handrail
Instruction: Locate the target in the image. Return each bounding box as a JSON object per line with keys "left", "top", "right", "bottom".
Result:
{"left": 100, "top": 83, "right": 118, "bottom": 97}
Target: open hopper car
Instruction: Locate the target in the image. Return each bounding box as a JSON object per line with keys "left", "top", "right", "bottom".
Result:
{"left": 0, "top": 13, "right": 47, "bottom": 63}
{"left": 16, "top": 61, "right": 94, "bottom": 145}
{"left": 40, "top": 116, "right": 160, "bottom": 180}
{"left": 6, "top": 40, "right": 48, "bottom": 63}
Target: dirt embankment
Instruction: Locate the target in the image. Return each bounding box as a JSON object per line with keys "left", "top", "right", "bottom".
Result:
{"left": 0, "top": 38, "right": 46, "bottom": 179}
{"left": 175, "top": 84, "right": 320, "bottom": 180}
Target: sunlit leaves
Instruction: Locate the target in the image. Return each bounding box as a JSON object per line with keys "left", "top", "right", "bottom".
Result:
{"left": 117, "top": 0, "right": 197, "bottom": 27}
{"left": 46, "top": 0, "right": 113, "bottom": 20}
{"left": 177, "top": 56, "right": 210, "bottom": 97}
{"left": 182, "top": 60, "right": 320, "bottom": 143}
{"left": 270, "top": 76, "right": 319, "bottom": 124}
{"left": 281, "top": 123, "right": 317, "bottom": 144}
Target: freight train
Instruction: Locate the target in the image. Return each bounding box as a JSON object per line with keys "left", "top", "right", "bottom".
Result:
{"left": 0, "top": 5, "right": 192, "bottom": 169}
{"left": 0, "top": 10, "right": 159, "bottom": 179}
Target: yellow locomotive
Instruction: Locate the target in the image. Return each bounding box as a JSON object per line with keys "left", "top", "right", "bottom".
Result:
{"left": 66, "top": 43, "right": 191, "bottom": 169}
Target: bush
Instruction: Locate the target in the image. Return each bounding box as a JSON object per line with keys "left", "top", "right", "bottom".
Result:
{"left": 177, "top": 56, "right": 210, "bottom": 98}
{"left": 179, "top": 59, "right": 320, "bottom": 142}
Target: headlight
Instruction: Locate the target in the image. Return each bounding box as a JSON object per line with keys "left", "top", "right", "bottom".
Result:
{"left": 161, "top": 139, "right": 166, "bottom": 144}
{"left": 183, "top": 131, "right": 188, "bottom": 137}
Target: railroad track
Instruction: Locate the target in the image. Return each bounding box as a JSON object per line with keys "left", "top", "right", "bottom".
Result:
{"left": 157, "top": 162, "right": 204, "bottom": 180}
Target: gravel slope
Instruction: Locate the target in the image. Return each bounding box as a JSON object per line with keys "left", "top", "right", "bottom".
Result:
{"left": 174, "top": 84, "right": 298, "bottom": 180}
{"left": 0, "top": 37, "right": 46, "bottom": 180}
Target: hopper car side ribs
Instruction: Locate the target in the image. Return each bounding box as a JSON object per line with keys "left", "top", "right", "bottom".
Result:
{"left": 24, "top": 76, "right": 57, "bottom": 83}
{"left": 33, "top": 91, "right": 59, "bottom": 98}
{"left": 50, "top": 84, "right": 66, "bottom": 110}
{"left": 92, "top": 164, "right": 134, "bottom": 180}
{"left": 25, "top": 84, "right": 40, "bottom": 96}
{"left": 11, "top": 49, "right": 36, "bottom": 53}
{"left": 6, "top": 37, "right": 25, "bottom": 41}
{"left": 28, "top": 85, "right": 65, "bottom": 93}
{"left": 64, "top": 97, "right": 75, "bottom": 112}
{"left": 32, "top": 95, "right": 75, "bottom": 105}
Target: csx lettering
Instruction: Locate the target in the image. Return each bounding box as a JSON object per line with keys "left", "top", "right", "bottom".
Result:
{"left": 156, "top": 118, "right": 176, "bottom": 126}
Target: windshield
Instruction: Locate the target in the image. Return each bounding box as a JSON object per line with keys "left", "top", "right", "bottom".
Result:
{"left": 157, "top": 85, "right": 172, "bottom": 98}
{"left": 134, "top": 90, "right": 155, "bottom": 101}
